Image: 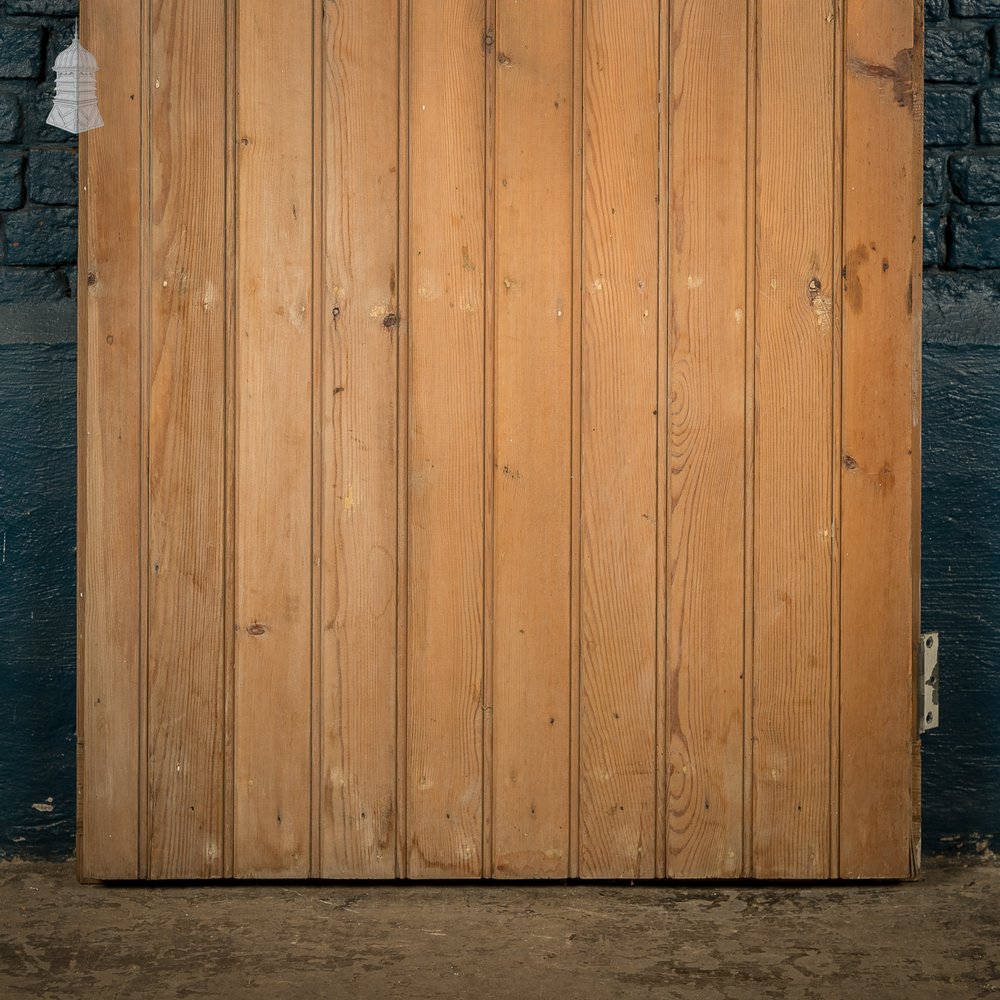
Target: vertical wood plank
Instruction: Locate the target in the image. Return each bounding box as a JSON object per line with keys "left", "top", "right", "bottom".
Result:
{"left": 395, "top": 0, "right": 412, "bottom": 880}
{"left": 742, "top": 0, "right": 759, "bottom": 879}
{"left": 320, "top": 0, "right": 399, "bottom": 879}
{"left": 567, "top": 0, "right": 584, "bottom": 882}
{"left": 666, "top": 0, "right": 749, "bottom": 879}
{"left": 234, "top": 0, "right": 315, "bottom": 878}
{"left": 406, "top": 0, "right": 485, "bottom": 878}
{"left": 77, "top": 0, "right": 143, "bottom": 882}
{"left": 146, "top": 0, "right": 227, "bottom": 880}
{"left": 753, "top": 0, "right": 836, "bottom": 879}
{"left": 481, "top": 0, "right": 498, "bottom": 879}
{"left": 655, "top": 0, "right": 671, "bottom": 881}
{"left": 578, "top": 0, "right": 659, "bottom": 880}
{"left": 492, "top": 0, "right": 574, "bottom": 879}
{"left": 310, "top": 0, "right": 324, "bottom": 880}
{"left": 222, "top": 0, "right": 238, "bottom": 882}
{"left": 828, "top": 0, "right": 845, "bottom": 877}
{"left": 839, "top": 0, "right": 920, "bottom": 879}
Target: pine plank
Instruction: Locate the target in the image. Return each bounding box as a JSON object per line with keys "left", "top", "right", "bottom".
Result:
{"left": 753, "top": 0, "right": 836, "bottom": 878}
{"left": 233, "top": 0, "right": 315, "bottom": 878}
{"left": 839, "top": 0, "right": 920, "bottom": 879}
{"left": 394, "top": 0, "right": 412, "bottom": 880}
{"left": 78, "top": 0, "right": 922, "bottom": 884}
{"left": 222, "top": 0, "right": 238, "bottom": 882}
{"left": 146, "top": 0, "right": 227, "bottom": 880}
{"left": 655, "top": 0, "right": 671, "bottom": 881}
{"left": 481, "top": 0, "right": 499, "bottom": 879}
{"left": 742, "top": 0, "right": 759, "bottom": 880}
{"left": 578, "top": 0, "right": 659, "bottom": 880}
{"left": 405, "top": 0, "right": 486, "bottom": 878}
{"left": 666, "top": 0, "right": 749, "bottom": 879}
{"left": 77, "top": 0, "right": 144, "bottom": 882}
{"left": 320, "top": 0, "right": 400, "bottom": 880}
{"left": 567, "top": 0, "right": 584, "bottom": 880}
{"left": 492, "top": 0, "right": 574, "bottom": 879}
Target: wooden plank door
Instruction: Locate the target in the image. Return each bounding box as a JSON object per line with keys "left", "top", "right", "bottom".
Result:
{"left": 78, "top": 0, "right": 922, "bottom": 881}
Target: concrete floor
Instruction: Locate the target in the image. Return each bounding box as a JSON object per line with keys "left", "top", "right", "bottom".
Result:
{"left": 1, "top": 858, "right": 998, "bottom": 999}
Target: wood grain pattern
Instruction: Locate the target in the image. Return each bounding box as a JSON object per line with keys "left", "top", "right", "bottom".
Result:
{"left": 320, "top": 0, "right": 399, "bottom": 880}
{"left": 654, "top": 0, "right": 671, "bottom": 880}
{"left": 77, "top": 0, "right": 144, "bottom": 882}
{"left": 666, "top": 0, "right": 749, "bottom": 879}
{"left": 742, "top": 0, "right": 759, "bottom": 879}
{"left": 567, "top": 0, "right": 584, "bottom": 882}
{"left": 222, "top": 0, "right": 238, "bottom": 882}
{"left": 491, "top": 0, "right": 574, "bottom": 879}
{"left": 146, "top": 0, "right": 226, "bottom": 880}
{"left": 406, "top": 0, "right": 485, "bottom": 878}
{"left": 233, "top": 0, "right": 315, "bottom": 878}
{"left": 839, "top": 0, "right": 920, "bottom": 879}
{"left": 395, "top": 0, "right": 412, "bottom": 879}
{"left": 79, "top": 0, "right": 922, "bottom": 881}
{"left": 578, "top": 0, "right": 659, "bottom": 880}
{"left": 753, "top": 0, "right": 836, "bottom": 879}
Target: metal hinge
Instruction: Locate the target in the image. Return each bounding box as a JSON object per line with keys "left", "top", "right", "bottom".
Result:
{"left": 919, "top": 632, "right": 940, "bottom": 734}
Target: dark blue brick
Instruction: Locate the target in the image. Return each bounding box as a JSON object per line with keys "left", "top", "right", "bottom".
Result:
{"left": 25, "top": 87, "right": 77, "bottom": 144}
{"left": 0, "top": 266, "right": 67, "bottom": 304}
{"left": 952, "top": 0, "right": 1000, "bottom": 13}
{"left": 926, "top": 27, "right": 988, "bottom": 84}
{"left": 7, "top": 0, "right": 79, "bottom": 12}
{"left": 926, "top": 0, "right": 949, "bottom": 19}
{"left": 950, "top": 204, "right": 1000, "bottom": 266}
{"left": 0, "top": 24, "right": 44, "bottom": 79}
{"left": 926, "top": 150, "right": 949, "bottom": 205}
{"left": 925, "top": 208, "right": 947, "bottom": 266}
{"left": 924, "top": 271, "right": 1000, "bottom": 345}
{"left": 0, "top": 154, "right": 24, "bottom": 211}
{"left": 979, "top": 85, "right": 1000, "bottom": 143}
{"left": 27, "top": 147, "right": 77, "bottom": 205}
{"left": 926, "top": 88, "right": 975, "bottom": 145}
{"left": 951, "top": 151, "right": 1000, "bottom": 203}
{"left": 2, "top": 207, "right": 77, "bottom": 266}
{"left": 0, "top": 91, "right": 20, "bottom": 142}
{"left": 43, "top": 20, "right": 77, "bottom": 80}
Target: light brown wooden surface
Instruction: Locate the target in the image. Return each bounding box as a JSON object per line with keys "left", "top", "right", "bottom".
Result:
{"left": 491, "top": 0, "right": 575, "bottom": 879}
{"left": 320, "top": 0, "right": 400, "bottom": 880}
{"left": 405, "top": 0, "right": 486, "bottom": 878}
{"left": 79, "top": 0, "right": 921, "bottom": 882}
{"left": 77, "top": 0, "right": 143, "bottom": 882}
{"left": 578, "top": 0, "right": 659, "bottom": 880}
{"left": 839, "top": 0, "right": 921, "bottom": 878}
{"left": 233, "top": 0, "right": 315, "bottom": 878}
{"left": 666, "top": 0, "right": 749, "bottom": 879}
{"left": 753, "top": 0, "right": 836, "bottom": 879}
{"left": 481, "top": 0, "right": 498, "bottom": 879}
{"left": 146, "top": 0, "right": 227, "bottom": 880}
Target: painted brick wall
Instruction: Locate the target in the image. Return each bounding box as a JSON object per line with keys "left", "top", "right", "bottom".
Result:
{"left": 0, "top": 2, "right": 997, "bottom": 860}
{"left": 0, "top": 0, "right": 78, "bottom": 858}
{"left": 0, "top": 0, "right": 78, "bottom": 308}
{"left": 921, "top": 0, "right": 1000, "bottom": 857}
